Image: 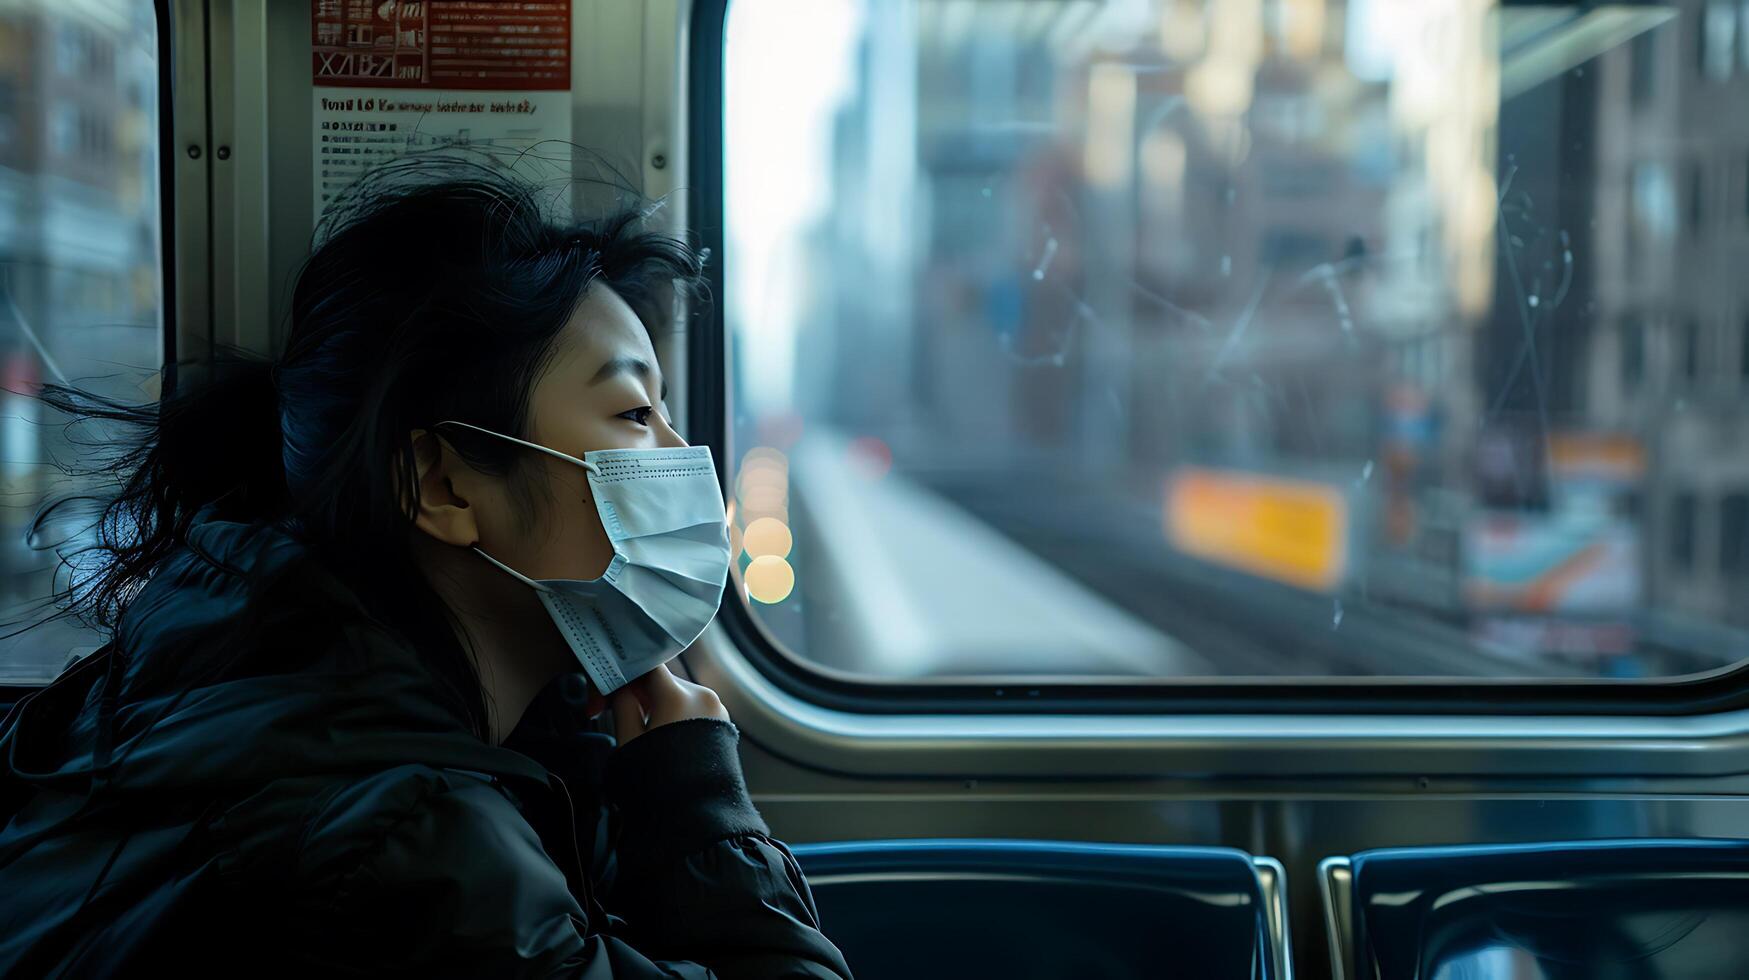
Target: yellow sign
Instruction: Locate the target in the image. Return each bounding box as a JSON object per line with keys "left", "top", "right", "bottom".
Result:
{"left": 1165, "top": 468, "right": 1349, "bottom": 591}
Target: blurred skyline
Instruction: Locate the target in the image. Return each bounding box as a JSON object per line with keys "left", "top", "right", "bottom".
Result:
{"left": 725, "top": 0, "right": 1749, "bottom": 681}
{"left": 0, "top": 0, "right": 161, "bottom": 681}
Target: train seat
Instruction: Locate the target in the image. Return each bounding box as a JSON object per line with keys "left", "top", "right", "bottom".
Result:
{"left": 1319, "top": 838, "right": 1749, "bottom": 979}
{"left": 791, "top": 838, "right": 1291, "bottom": 979}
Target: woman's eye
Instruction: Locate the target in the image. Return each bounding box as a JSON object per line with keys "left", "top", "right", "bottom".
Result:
{"left": 619, "top": 406, "right": 654, "bottom": 426}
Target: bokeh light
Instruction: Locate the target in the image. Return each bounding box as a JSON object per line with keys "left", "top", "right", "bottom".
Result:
{"left": 743, "top": 517, "right": 794, "bottom": 559}
{"left": 745, "top": 554, "right": 796, "bottom": 604}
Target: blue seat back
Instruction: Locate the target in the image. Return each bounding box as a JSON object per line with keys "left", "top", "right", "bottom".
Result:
{"left": 1331, "top": 838, "right": 1749, "bottom": 980}
{"left": 793, "top": 838, "right": 1289, "bottom": 980}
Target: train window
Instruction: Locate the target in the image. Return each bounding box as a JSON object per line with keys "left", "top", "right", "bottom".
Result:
{"left": 718, "top": 0, "right": 1749, "bottom": 687}
{"left": 0, "top": 1, "right": 161, "bottom": 684}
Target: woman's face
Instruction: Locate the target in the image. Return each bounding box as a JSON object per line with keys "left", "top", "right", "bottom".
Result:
{"left": 462, "top": 283, "right": 688, "bottom": 581}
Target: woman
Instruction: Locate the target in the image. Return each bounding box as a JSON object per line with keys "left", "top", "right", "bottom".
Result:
{"left": 0, "top": 159, "right": 851, "bottom": 978}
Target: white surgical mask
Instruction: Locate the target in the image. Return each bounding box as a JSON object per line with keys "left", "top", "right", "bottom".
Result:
{"left": 436, "top": 420, "right": 731, "bottom": 695}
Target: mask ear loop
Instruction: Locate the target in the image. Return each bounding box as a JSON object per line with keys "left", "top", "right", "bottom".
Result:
{"left": 434, "top": 419, "right": 603, "bottom": 477}
{"left": 471, "top": 546, "right": 553, "bottom": 591}
{"left": 435, "top": 421, "right": 607, "bottom": 584}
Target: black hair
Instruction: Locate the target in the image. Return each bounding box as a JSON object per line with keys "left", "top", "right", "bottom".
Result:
{"left": 29, "top": 155, "right": 707, "bottom": 740}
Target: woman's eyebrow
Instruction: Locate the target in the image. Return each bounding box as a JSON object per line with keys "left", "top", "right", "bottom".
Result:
{"left": 589, "top": 354, "right": 667, "bottom": 400}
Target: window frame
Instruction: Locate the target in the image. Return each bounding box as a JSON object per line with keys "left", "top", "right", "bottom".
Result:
{"left": 686, "top": 0, "right": 1749, "bottom": 718}
{"left": 682, "top": 0, "right": 1749, "bottom": 721}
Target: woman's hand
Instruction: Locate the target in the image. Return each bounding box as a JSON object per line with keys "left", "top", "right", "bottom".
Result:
{"left": 609, "top": 663, "right": 730, "bottom": 744}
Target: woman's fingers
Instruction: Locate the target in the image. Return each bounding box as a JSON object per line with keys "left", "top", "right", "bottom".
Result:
{"left": 609, "top": 665, "right": 732, "bottom": 744}
{"left": 644, "top": 664, "right": 729, "bottom": 727}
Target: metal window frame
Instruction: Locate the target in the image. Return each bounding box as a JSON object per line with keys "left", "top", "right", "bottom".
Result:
{"left": 165, "top": 0, "right": 204, "bottom": 373}
{"left": 681, "top": 619, "right": 1749, "bottom": 778}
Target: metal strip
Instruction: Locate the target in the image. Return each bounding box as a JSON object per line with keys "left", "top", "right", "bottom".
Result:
{"left": 203, "top": 0, "right": 273, "bottom": 355}
{"left": 168, "top": 0, "right": 211, "bottom": 368}
{"left": 1253, "top": 856, "right": 1295, "bottom": 979}
{"left": 689, "top": 623, "right": 1749, "bottom": 779}
{"left": 1318, "top": 856, "right": 1355, "bottom": 980}
{"left": 645, "top": 0, "right": 691, "bottom": 441}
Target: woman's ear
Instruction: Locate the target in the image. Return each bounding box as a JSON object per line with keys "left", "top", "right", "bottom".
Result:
{"left": 407, "top": 429, "right": 481, "bottom": 548}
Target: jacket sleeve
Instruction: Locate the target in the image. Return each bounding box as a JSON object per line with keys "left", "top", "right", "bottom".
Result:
{"left": 601, "top": 719, "right": 850, "bottom": 980}
{"left": 285, "top": 761, "right": 844, "bottom": 979}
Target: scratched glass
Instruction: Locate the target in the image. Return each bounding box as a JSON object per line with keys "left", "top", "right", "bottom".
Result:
{"left": 0, "top": 1, "right": 162, "bottom": 683}
{"left": 727, "top": 0, "right": 1740, "bottom": 683}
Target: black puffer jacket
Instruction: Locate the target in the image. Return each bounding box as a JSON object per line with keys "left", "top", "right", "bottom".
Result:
{"left": 0, "top": 516, "right": 851, "bottom": 978}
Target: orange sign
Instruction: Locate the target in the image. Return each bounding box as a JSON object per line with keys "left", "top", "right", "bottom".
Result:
{"left": 1165, "top": 468, "right": 1349, "bottom": 591}
{"left": 1549, "top": 433, "right": 1645, "bottom": 482}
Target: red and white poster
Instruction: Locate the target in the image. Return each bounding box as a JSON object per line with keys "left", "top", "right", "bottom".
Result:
{"left": 310, "top": 1, "right": 573, "bottom": 221}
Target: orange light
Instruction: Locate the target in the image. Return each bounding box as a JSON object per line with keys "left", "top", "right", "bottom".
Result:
{"left": 1165, "top": 468, "right": 1348, "bottom": 591}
